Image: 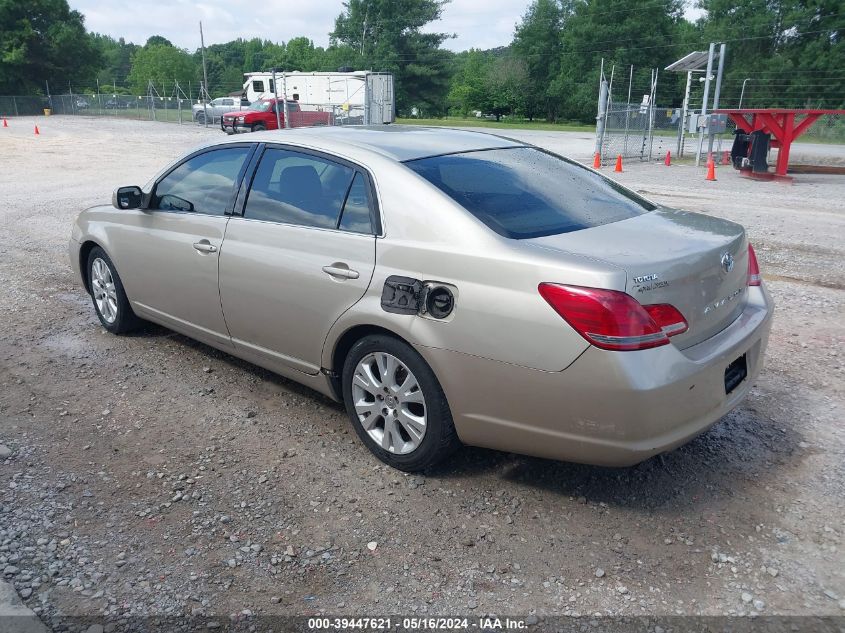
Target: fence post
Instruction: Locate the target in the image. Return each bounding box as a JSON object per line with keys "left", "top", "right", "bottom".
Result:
{"left": 13, "top": 96, "right": 18, "bottom": 117}
{"left": 594, "top": 60, "right": 608, "bottom": 161}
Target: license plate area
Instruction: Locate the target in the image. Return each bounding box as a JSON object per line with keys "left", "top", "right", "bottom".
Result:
{"left": 724, "top": 353, "right": 748, "bottom": 395}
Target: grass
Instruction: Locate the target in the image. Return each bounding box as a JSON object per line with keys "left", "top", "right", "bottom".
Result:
{"left": 395, "top": 116, "right": 596, "bottom": 133}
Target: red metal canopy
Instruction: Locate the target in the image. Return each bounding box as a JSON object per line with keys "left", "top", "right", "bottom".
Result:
{"left": 714, "top": 108, "right": 845, "bottom": 180}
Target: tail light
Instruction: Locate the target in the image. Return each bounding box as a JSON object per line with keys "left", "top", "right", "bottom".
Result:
{"left": 538, "top": 283, "right": 687, "bottom": 352}
{"left": 747, "top": 243, "right": 761, "bottom": 286}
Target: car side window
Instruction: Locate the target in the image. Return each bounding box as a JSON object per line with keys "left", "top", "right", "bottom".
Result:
{"left": 252, "top": 80, "right": 264, "bottom": 93}
{"left": 338, "top": 172, "right": 374, "bottom": 234}
{"left": 153, "top": 147, "right": 251, "bottom": 216}
{"left": 244, "top": 148, "right": 356, "bottom": 229}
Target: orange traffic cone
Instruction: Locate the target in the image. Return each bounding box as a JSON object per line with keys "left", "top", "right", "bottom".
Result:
{"left": 664, "top": 150, "right": 671, "bottom": 166}
{"left": 614, "top": 155, "right": 623, "bottom": 172}
{"left": 2, "top": 118, "right": 7, "bottom": 128}
{"left": 721, "top": 150, "right": 731, "bottom": 165}
{"left": 593, "top": 152, "right": 601, "bottom": 169}
{"left": 706, "top": 158, "right": 716, "bottom": 181}
{"left": 34, "top": 125, "right": 40, "bottom": 135}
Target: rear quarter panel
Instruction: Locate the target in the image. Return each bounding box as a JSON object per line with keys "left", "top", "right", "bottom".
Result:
{"left": 323, "top": 159, "right": 625, "bottom": 372}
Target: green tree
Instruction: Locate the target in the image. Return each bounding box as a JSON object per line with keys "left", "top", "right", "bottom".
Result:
{"left": 447, "top": 49, "right": 491, "bottom": 115}
{"left": 551, "top": 0, "right": 686, "bottom": 122}
{"left": 697, "top": 0, "right": 844, "bottom": 109}
{"left": 485, "top": 55, "right": 530, "bottom": 120}
{"left": 512, "top": 0, "right": 571, "bottom": 121}
{"left": 91, "top": 34, "right": 138, "bottom": 92}
{"left": 128, "top": 43, "right": 197, "bottom": 94}
{"left": 0, "top": 0, "right": 102, "bottom": 93}
{"left": 331, "top": 0, "right": 454, "bottom": 115}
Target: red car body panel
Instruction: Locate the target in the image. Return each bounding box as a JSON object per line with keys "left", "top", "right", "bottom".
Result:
{"left": 220, "top": 98, "right": 333, "bottom": 133}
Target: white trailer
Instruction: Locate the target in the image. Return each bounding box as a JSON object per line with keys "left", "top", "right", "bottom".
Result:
{"left": 242, "top": 71, "right": 395, "bottom": 125}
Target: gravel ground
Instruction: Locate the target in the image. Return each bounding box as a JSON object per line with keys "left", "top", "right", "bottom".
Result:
{"left": 0, "top": 116, "right": 843, "bottom": 631}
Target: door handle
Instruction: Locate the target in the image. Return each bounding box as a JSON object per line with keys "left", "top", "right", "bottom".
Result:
{"left": 322, "top": 264, "right": 359, "bottom": 280}
{"left": 193, "top": 240, "right": 218, "bottom": 253}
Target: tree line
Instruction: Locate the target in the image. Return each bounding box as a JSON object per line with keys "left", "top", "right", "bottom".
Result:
{"left": 1, "top": 0, "right": 842, "bottom": 122}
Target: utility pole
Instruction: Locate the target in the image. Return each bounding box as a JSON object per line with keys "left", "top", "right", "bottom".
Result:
{"left": 707, "top": 43, "right": 727, "bottom": 157}
{"left": 199, "top": 22, "right": 210, "bottom": 99}
{"left": 695, "top": 42, "right": 715, "bottom": 167}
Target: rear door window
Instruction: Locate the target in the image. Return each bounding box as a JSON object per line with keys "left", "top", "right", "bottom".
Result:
{"left": 338, "top": 172, "right": 373, "bottom": 234}
{"left": 405, "top": 147, "right": 655, "bottom": 239}
{"left": 244, "top": 148, "right": 355, "bottom": 229}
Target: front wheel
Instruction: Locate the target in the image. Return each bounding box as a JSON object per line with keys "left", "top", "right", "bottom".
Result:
{"left": 86, "top": 247, "right": 141, "bottom": 334}
{"left": 252, "top": 123, "right": 266, "bottom": 132}
{"left": 342, "top": 335, "right": 460, "bottom": 472}
{"left": 195, "top": 113, "right": 205, "bottom": 125}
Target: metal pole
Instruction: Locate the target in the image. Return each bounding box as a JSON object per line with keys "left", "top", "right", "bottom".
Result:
{"left": 272, "top": 69, "right": 282, "bottom": 131}
{"left": 678, "top": 71, "right": 692, "bottom": 157}
{"left": 199, "top": 22, "right": 209, "bottom": 98}
{"left": 201, "top": 81, "right": 208, "bottom": 127}
{"left": 739, "top": 78, "right": 750, "bottom": 109}
{"left": 623, "top": 64, "right": 633, "bottom": 157}
{"left": 647, "top": 69, "right": 658, "bottom": 161}
{"left": 603, "top": 64, "right": 615, "bottom": 155}
{"left": 594, "top": 60, "right": 607, "bottom": 160}
{"left": 707, "top": 43, "right": 726, "bottom": 156}
{"left": 695, "top": 42, "right": 716, "bottom": 167}
{"left": 176, "top": 81, "right": 182, "bottom": 124}
{"left": 282, "top": 73, "right": 291, "bottom": 129}
{"left": 200, "top": 22, "right": 210, "bottom": 128}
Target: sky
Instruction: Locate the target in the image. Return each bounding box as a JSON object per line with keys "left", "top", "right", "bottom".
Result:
{"left": 73, "top": 0, "right": 701, "bottom": 54}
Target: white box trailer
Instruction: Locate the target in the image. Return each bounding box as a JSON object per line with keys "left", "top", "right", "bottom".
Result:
{"left": 242, "top": 71, "right": 395, "bottom": 125}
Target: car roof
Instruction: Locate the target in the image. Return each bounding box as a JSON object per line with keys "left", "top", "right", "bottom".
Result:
{"left": 211, "top": 125, "right": 528, "bottom": 162}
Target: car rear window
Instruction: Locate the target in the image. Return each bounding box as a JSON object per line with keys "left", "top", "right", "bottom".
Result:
{"left": 404, "top": 147, "right": 655, "bottom": 239}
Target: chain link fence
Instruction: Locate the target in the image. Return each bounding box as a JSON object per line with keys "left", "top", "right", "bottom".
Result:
{"left": 598, "top": 105, "right": 682, "bottom": 162}
{"left": 0, "top": 93, "right": 392, "bottom": 130}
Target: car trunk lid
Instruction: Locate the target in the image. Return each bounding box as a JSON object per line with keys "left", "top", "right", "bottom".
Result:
{"left": 525, "top": 208, "right": 748, "bottom": 349}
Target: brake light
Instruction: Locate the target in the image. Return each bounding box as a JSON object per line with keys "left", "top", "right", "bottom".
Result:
{"left": 643, "top": 303, "right": 689, "bottom": 336}
{"left": 538, "top": 284, "right": 687, "bottom": 351}
{"left": 747, "top": 243, "right": 761, "bottom": 286}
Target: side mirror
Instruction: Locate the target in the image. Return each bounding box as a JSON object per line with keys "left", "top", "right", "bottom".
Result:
{"left": 112, "top": 186, "right": 143, "bottom": 210}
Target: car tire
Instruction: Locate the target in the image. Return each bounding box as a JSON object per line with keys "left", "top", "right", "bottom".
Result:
{"left": 195, "top": 113, "right": 205, "bottom": 125}
{"left": 86, "top": 247, "right": 141, "bottom": 335}
{"left": 252, "top": 123, "right": 266, "bottom": 132}
{"left": 342, "top": 334, "right": 460, "bottom": 472}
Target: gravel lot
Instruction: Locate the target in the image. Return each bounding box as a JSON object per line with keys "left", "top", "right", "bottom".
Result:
{"left": 0, "top": 116, "right": 843, "bottom": 630}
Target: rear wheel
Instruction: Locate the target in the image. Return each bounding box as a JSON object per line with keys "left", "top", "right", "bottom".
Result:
{"left": 342, "top": 335, "right": 460, "bottom": 472}
{"left": 86, "top": 247, "right": 141, "bottom": 334}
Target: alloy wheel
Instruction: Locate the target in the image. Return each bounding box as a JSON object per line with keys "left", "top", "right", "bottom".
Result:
{"left": 351, "top": 352, "right": 427, "bottom": 454}
{"left": 91, "top": 257, "right": 118, "bottom": 324}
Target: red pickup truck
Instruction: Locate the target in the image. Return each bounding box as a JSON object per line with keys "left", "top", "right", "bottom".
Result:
{"left": 220, "top": 98, "right": 333, "bottom": 134}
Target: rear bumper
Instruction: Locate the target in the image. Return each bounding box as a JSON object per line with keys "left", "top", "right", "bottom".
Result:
{"left": 419, "top": 285, "right": 774, "bottom": 467}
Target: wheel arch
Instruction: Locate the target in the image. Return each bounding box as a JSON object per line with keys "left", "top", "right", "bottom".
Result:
{"left": 78, "top": 239, "right": 105, "bottom": 294}
{"left": 325, "top": 324, "right": 413, "bottom": 399}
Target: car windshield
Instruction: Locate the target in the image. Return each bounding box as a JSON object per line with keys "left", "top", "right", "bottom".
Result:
{"left": 404, "top": 147, "right": 656, "bottom": 239}
{"left": 249, "top": 100, "right": 273, "bottom": 112}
